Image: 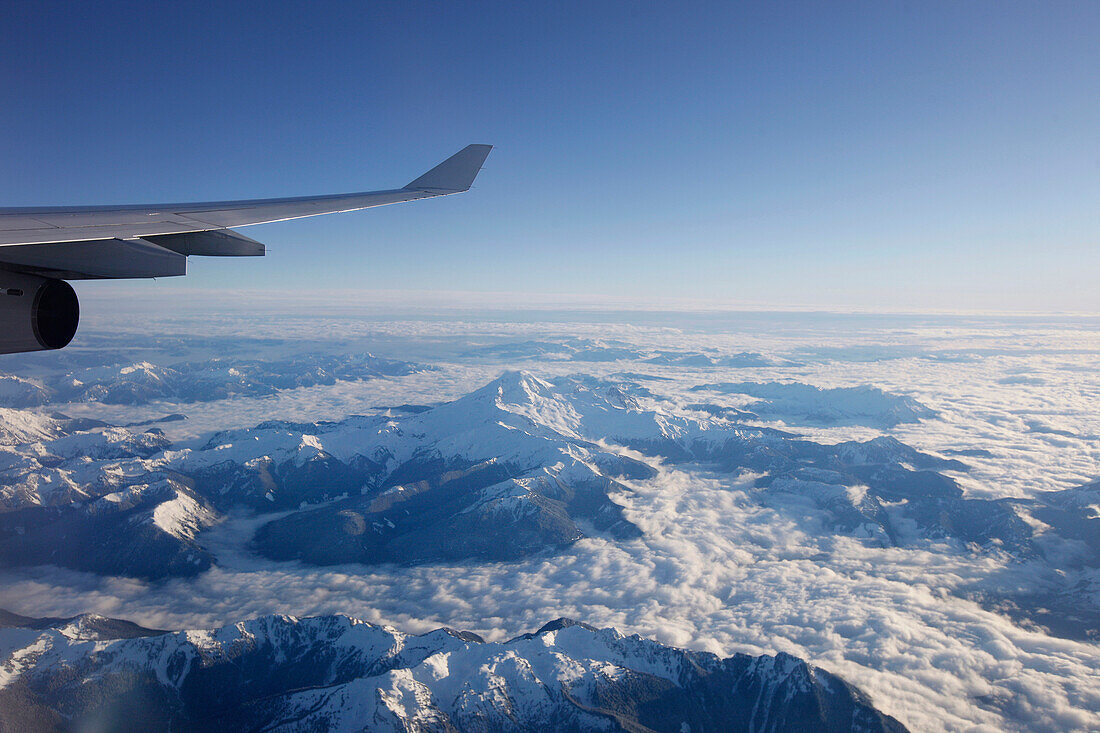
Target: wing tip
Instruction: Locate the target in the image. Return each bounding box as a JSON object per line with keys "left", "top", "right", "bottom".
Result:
{"left": 404, "top": 144, "right": 493, "bottom": 192}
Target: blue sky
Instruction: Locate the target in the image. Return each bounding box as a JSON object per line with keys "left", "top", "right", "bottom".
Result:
{"left": 2, "top": 1, "right": 1097, "bottom": 311}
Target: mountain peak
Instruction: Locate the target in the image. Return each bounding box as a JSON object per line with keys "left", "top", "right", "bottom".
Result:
{"left": 534, "top": 617, "right": 598, "bottom": 635}
{"left": 485, "top": 370, "right": 554, "bottom": 404}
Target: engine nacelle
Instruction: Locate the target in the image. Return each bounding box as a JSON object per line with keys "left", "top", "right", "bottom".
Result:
{"left": 0, "top": 272, "right": 79, "bottom": 354}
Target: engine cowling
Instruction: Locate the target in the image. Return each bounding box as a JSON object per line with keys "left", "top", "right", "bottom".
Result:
{"left": 0, "top": 272, "right": 79, "bottom": 354}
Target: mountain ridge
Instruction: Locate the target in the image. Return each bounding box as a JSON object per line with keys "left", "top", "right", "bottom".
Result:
{"left": 0, "top": 610, "right": 910, "bottom": 733}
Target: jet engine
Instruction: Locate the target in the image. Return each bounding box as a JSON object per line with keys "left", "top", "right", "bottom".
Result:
{"left": 0, "top": 271, "right": 79, "bottom": 354}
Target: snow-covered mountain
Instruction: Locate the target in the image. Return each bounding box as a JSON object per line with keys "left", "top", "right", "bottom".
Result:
{"left": 0, "top": 417, "right": 171, "bottom": 510}
{"left": 462, "top": 339, "right": 795, "bottom": 368}
{"left": 2, "top": 371, "right": 1097, "bottom": 583}
{"left": 0, "top": 353, "right": 425, "bottom": 407}
{"left": 201, "top": 372, "right": 655, "bottom": 565}
{"left": 0, "top": 378, "right": 50, "bottom": 409}
{"left": 689, "top": 382, "right": 933, "bottom": 428}
{"left": 0, "top": 475, "right": 218, "bottom": 578}
{"left": 0, "top": 415, "right": 222, "bottom": 577}
{"left": 0, "top": 612, "right": 908, "bottom": 732}
{"left": 0, "top": 408, "right": 104, "bottom": 447}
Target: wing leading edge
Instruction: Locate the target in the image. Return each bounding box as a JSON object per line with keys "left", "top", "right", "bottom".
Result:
{"left": 0, "top": 144, "right": 491, "bottom": 279}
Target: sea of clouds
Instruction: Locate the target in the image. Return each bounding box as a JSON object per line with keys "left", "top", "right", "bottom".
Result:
{"left": 2, "top": 307, "right": 1099, "bottom": 731}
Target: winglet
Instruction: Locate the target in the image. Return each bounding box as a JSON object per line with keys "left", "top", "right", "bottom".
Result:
{"left": 404, "top": 144, "right": 492, "bottom": 192}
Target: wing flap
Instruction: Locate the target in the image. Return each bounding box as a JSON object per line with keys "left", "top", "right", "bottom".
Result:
{"left": 144, "top": 229, "right": 265, "bottom": 257}
{"left": 0, "top": 239, "right": 186, "bottom": 279}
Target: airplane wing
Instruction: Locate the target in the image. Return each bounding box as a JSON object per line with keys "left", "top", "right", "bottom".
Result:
{"left": 0, "top": 144, "right": 492, "bottom": 279}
